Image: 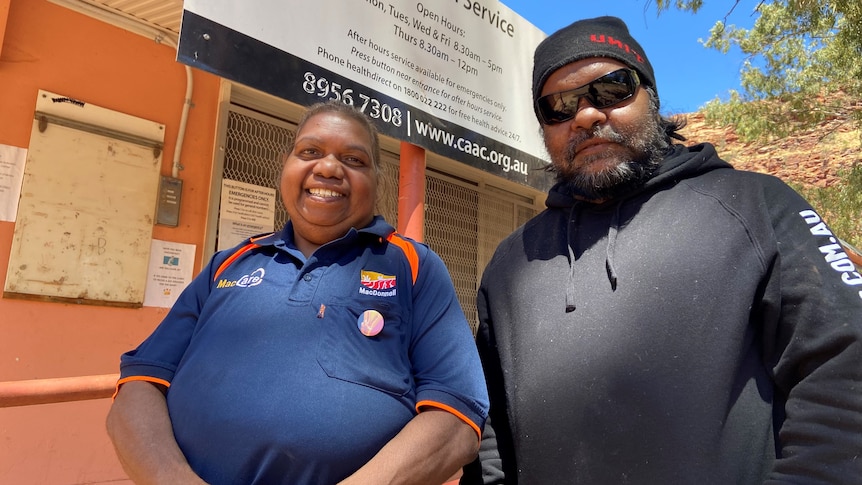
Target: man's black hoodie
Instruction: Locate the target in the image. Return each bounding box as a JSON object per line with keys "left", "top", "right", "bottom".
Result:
{"left": 466, "top": 143, "right": 862, "bottom": 484}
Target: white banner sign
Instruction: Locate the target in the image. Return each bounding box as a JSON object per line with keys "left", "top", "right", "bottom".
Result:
{"left": 180, "top": 0, "right": 552, "bottom": 189}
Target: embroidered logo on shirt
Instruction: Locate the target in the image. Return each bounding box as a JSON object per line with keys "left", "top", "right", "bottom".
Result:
{"left": 216, "top": 268, "right": 265, "bottom": 288}
{"left": 359, "top": 270, "right": 396, "bottom": 297}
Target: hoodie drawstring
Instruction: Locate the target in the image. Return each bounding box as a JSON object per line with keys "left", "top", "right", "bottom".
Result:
{"left": 565, "top": 207, "right": 578, "bottom": 313}
{"left": 566, "top": 202, "right": 622, "bottom": 313}
{"left": 566, "top": 242, "right": 577, "bottom": 313}
{"left": 605, "top": 203, "right": 621, "bottom": 292}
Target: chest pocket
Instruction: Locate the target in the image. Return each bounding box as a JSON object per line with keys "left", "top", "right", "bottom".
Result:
{"left": 316, "top": 301, "right": 411, "bottom": 396}
{"left": 315, "top": 234, "right": 419, "bottom": 396}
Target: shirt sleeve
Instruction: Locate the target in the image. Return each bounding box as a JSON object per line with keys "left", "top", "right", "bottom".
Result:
{"left": 407, "top": 244, "right": 489, "bottom": 440}
{"left": 116, "top": 253, "right": 223, "bottom": 390}
{"left": 760, "top": 177, "right": 862, "bottom": 482}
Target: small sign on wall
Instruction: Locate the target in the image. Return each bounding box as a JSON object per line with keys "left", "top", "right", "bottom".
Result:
{"left": 217, "top": 178, "right": 276, "bottom": 251}
{"left": 143, "top": 239, "right": 196, "bottom": 308}
{"left": 0, "top": 144, "right": 26, "bottom": 222}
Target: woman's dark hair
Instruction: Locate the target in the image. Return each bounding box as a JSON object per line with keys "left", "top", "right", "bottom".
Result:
{"left": 291, "top": 100, "right": 382, "bottom": 176}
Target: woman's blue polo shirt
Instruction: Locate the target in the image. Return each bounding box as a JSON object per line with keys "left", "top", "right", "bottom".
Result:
{"left": 117, "top": 216, "right": 488, "bottom": 484}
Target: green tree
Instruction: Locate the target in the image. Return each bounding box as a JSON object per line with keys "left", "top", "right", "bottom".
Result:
{"left": 653, "top": 1, "right": 861, "bottom": 248}
{"left": 791, "top": 164, "right": 862, "bottom": 254}
{"left": 655, "top": 0, "right": 862, "bottom": 140}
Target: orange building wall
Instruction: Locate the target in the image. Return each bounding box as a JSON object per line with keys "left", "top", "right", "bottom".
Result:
{"left": 0, "top": 1, "right": 221, "bottom": 483}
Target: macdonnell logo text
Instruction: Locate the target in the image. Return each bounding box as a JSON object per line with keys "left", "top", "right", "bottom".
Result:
{"left": 359, "top": 287, "right": 396, "bottom": 297}
{"left": 217, "top": 268, "right": 265, "bottom": 288}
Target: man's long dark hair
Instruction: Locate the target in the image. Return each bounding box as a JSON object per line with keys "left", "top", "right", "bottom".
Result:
{"left": 647, "top": 87, "right": 688, "bottom": 144}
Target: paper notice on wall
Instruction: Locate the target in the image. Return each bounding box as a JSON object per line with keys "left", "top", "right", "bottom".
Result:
{"left": 143, "top": 239, "right": 197, "bottom": 308}
{"left": 217, "top": 179, "right": 276, "bottom": 251}
{"left": 0, "top": 144, "right": 27, "bottom": 222}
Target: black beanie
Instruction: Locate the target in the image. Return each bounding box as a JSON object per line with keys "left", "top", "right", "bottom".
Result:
{"left": 532, "top": 16, "right": 657, "bottom": 113}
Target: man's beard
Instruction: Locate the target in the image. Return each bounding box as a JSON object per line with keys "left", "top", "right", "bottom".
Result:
{"left": 548, "top": 115, "right": 670, "bottom": 201}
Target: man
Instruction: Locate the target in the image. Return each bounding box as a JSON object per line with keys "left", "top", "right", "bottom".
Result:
{"left": 462, "top": 16, "right": 862, "bottom": 484}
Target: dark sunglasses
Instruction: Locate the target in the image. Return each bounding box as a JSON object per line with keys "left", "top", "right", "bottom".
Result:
{"left": 535, "top": 68, "right": 641, "bottom": 125}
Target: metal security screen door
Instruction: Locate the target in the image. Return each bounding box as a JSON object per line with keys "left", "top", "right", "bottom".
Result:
{"left": 425, "top": 170, "right": 539, "bottom": 331}
{"left": 222, "top": 106, "right": 293, "bottom": 232}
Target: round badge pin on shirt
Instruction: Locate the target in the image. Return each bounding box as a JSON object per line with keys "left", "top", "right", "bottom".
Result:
{"left": 358, "top": 309, "right": 384, "bottom": 337}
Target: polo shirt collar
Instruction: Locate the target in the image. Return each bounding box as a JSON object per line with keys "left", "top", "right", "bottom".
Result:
{"left": 257, "top": 216, "right": 396, "bottom": 252}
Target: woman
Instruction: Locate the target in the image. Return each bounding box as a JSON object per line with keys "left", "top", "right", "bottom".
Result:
{"left": 106, "top": 101, "right": 488, "bottom": 485}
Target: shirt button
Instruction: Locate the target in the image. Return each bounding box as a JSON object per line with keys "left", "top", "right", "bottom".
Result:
{"left": 303, "top": 274, "right": 312, "bottom": 281}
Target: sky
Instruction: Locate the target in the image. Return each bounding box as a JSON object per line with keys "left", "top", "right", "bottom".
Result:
{"left": 500, "top": 0, "right": 762, "bottom": 114}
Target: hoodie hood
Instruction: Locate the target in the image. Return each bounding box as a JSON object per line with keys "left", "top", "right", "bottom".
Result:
{"left": 543, "top": 143, "right": 732, "bottom": 312}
